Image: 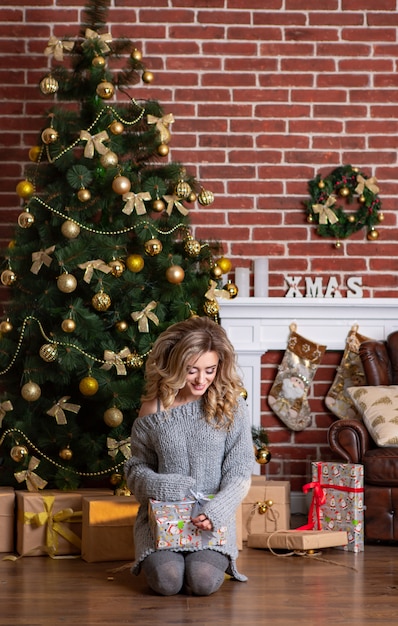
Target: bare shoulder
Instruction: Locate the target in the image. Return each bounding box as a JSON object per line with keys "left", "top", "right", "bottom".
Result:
{"left": 138, "top": 398, "right": 160, "bottom": 418}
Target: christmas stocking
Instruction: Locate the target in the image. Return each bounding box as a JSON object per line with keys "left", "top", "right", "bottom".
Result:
{"left": 325, "top": 325, "right": 374, "bottom": 420}
{"left": 268, "top": 324, "right": 326, "bottom": 431}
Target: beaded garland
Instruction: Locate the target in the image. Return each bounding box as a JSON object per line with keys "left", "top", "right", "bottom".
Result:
{"left": 306, "top": 165, "right": 383, "bottom": 242}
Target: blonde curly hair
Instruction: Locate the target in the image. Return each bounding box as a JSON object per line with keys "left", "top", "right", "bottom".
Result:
{"left": 141, "top": 316, "right": 244, "bottom": 428}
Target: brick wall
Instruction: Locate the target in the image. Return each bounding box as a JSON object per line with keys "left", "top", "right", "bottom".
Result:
{"left": 1, "top": 0, "right": 398, "bottom": 492}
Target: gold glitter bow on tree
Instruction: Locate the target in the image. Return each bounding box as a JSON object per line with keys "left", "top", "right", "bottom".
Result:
{"left": 79, "top": 130, "right": 109, "bottom": 158}
{"left": 15, "top": 456, "right": 48, "bottom": 492}
{"left": 30, "top": 245, "right": 56, "bottom": 275}
{"left": 0, "top": 400, "right": 13, "bottom": 427}
{"left": 100, "top": 347, "right": 131, "bottom": 375}
{"left": 122, "top": 191, "right": 152, "bottom": 216}
{"left": 205, "top": 280, "right": 231, "bottom": 301}
{"left": 107, "top": 437, "right": 131, "bottom": 459}
{"left": 312, "top": 195, "right": 338, "bottom": 225}
{"left": 44, "top": 36, "right": 74, "bottom": 61}
{"left": 131, "top": 301, "right": 159, "bottom": 333}
{"left": 82, "top": 28, "right": 113, "bottom": 54}
{"left": 78, "top": 259, "right": 112, "bottom": 283}
{"left": 46, "top": 396, "right": 81, "bottom": 425}
{"left": 355, "top": 175, "right": 380, "bottom": 196}
{"left": 147, "top": 113, "right": 175, "bottom": 143}
{"left": 163, "top": 194, "right": 189, "bottom": 216}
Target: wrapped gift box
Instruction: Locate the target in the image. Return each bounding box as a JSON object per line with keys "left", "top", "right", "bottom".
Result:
{"left": 304, "top": 461, "right": 364, "bottom": 553}
{"left": 241, "top": 477, "right": 290, "bottom": 541}
{"left": 81, "top": 495, "right": 139, "bottom": 562}
{"left": 16, "top": 489, "right": 112, "bottom": 557}
{"left": 247, "top": 529, "right": 348, "bottom": 551}
{"left": 149, "top": 497, "right": 227, "bottom": 550}
{"left": 0, "top": 487, "right": 15, "bottom": 553}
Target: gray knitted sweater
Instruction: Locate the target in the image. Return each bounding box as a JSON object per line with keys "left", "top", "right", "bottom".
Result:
{"left": 124, "top": 395, "right": 254, "bottom": 581}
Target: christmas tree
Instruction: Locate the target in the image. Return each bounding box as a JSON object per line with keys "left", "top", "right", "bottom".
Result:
{"left": 0, "top": 0, "right": 231, "bottom": 491}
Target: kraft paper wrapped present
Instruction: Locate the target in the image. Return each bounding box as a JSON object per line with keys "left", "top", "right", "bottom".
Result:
{"left": 16, "top": 489, "right": 112, "bottom": 557}
{"left": 0, "top": 487, "right": 15, "bottom": 553}
{"left": 247, "top": 529, "right": 348, "bottom": 551}
{"left": 242, "top": 477, "right": 290, "bottom": 541}
{"left": 300, "top": 461, "right": 364, "bottom": 553}
{"left": 81, "top": 495, "right": 140, "bottom": 562}
{"left": 149, "top": 495, "right": 227, "bottom": 550}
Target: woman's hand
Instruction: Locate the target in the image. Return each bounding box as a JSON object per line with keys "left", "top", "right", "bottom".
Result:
{"left": 191, "top": 513, "right": 213, "bottom": 531}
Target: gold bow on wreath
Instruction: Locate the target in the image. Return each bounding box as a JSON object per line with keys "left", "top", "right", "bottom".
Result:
{"left": 78, "top": 259, "right": 112, "bottom": 283}
{"left": 355, "top": 174, "right": 380, "bottom": 196}
{"left": 163, "top": 194, "right": 189, "bottom": 216}
{"left": 131, "top": 301, "right": 159, "bottom": 333}
{"left": 79, "top": 130, "right": 109, "bottom": 158}
{"left": 82, "top": 28, "right": 113, "bottom": 54}
{"left": 46, "top": 396, "right": 81, "bottom": 425}
{"left": 107, "top": 436, "right": 131, "bottom": 459}
{"left": 122, "top": 192, "right": 152, "bottom": 216}
{"left": 147, "top": 113, "right": 175, "bottom": 143}
{"left": 44, "top": 36, "right": 74, "bottom": 61}
{"left": 0, "top": 400, "right": 13, "bottom": 428}
{"left": 100, "top": 347, "right": 131, "bottom": 376}
{"left": 31, "top": 245, "right": 56, "bottom": 275}
{"left": 14, "top": 456, "right": 48, "bottom": 492}
{"left": 312, "top": 194, "right": 338, "bottom": 225}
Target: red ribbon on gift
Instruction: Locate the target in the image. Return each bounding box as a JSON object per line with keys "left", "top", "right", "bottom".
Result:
{"left": 295, "top": 463, "right": 364, "bottom": 531}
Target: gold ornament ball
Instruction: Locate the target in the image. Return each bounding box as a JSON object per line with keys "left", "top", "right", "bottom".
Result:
{"left": 16, "top": 180, "right": 35, "bottom": 199}
{"left": 175, "top": 180, "right": 192, "bottom": 199}
{"left": 126, "top": 352, "right": 144, "bottom": 369}
{"left": 157, "top": 143, "right": 169, "bottom": 157}
{"left": 187, "top": 191, "right": 197, "bottom": 203}
{"left": 255, "top": 446, "right": 272, "bottom": 465}
{"left": 378, "top": 212, "right": 385, "bottom": 222}
{"left": 0, "top": 320, "right": 13, "bottom": 333}
{"left": 110, "top": 473, "right": 123, "bottom": 486}
{"left": 1, "top": 269, "right": 17, "bottom": 286}
{"left": 335, "top": 240, "right": 342, "bottom": 249}
{"left": 10, "top": 445, "right": 29, "bottom": 463}
{"left": 152, "top": 198, "right": 165, "bottom": 212}
{"left": 115, "top": 485, "right": 132, "bottom": 496}
{"left": 92, "top": 55, "right": 105, "bottom": 68}
{"left": 203, "top": 299, "right": 219, "bottom": 317}
{"left": 40, "top": 75, "right": 59, "bottom": 94}
{"left": 21, "top": 381, "right": 41, "bottom": 402}
{"left": 104, "top": 407, "right": 124, "bottom": 428}
{"left": 184, "top": 237, "right": 201, "bottom": 257}
{"left": 166, "top": 265, "right": 185, "bottom": 284}
{"left": 41, "top": 127, "right": 59, "bottom": 144}
{"left": 109, "top": 259, "right": 125, "bottom": 277}
{"left": 126, "top": 254, "right": 145, "bottom": 272}
{"left": 61, "top": 318, "right": 76, "bottom": 333}
{"left": 339, "top": 186, "right": 350, "bottom": 197}
{"left": 39, "top": 343, "right": 58, "bottom": 362}
{"left": 197, "top": 188, "right": 214, "bottom": 206}
{"left": 17, "top": 211, "right": 35, "bottom": 228}
{"left": 144, "top": 238, "right": 163, "bottom": 256}
{"left": 77, "top": 188, "right": 91, "bottom": 202}
{"left": 142, "top": 70, "right": 154, "bottom": 83}
{"left": 109, "top": 120, "right": 124, "bottom": 135}
{"left": 96, "top": 81, "right": 114, "bottom": 99}
{"left": 92, "top": 291, "right": 111, "bottom": 311}
{"left": 112, "top": 175, "right": 131, "bottom": 195}
{"left": 307, "top": 214, "right": 314, "bottom": 223}
{"left": 59, "top": 446, "right": 73, "bottom": 461}
{"left": 223, "top": 281, "right": 238, "bottom": 299}
{"left": 79, "top": 376, "right": 99, "bottom": 396}
{"left": 29, "top": 145, "right": 42, "bottom": 162}
{"left": 210, "top": 264, "right": 223, "bottom": 279}
{"left": 240, "top": 388, "right": 248, "bottom": 401}
{"left": 131, "top": 48, "right": 142, "bottom": 61}
{"left": 57, "top": 273, "right": 77, "bottom": 293}
{"left": 359, "top": 194, "right": 366, "bottom": 204}
{"left": 115, "top": 320, "right": 128, "bottom": 332}
{"left": 367, "top": 229, "right": 379, "bottom": 241}
{"left": 61, "top": 220, "right": 81, "bottom": 239}
{"left": 318, "top": 180, "right": 325, "bottom": 189}
{"left": 217, "top": 257, "right": 232, "bottom": 274}
{"left": 100, "top": 151, "right": 119, "bottom": 168}
{"left": 348, "top": 215, "right": 356, "bottom": 223}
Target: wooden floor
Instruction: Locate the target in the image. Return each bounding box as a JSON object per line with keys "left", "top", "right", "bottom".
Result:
{"left": 1, "top": 538, "right": 398, "bottom": 626}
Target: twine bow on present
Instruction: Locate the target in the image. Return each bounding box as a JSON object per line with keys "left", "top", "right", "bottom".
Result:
{"left": 0, "top": 400, "right": 13, "bottom": 428}
{"left": 107, "top": 436, "right": 131, "bottom": 459}
{"left": 131, "top": 301, "right": 159, "bottom": 333}
{"left": 122, "top": 192, "right": 152, "bottom": 216}
{"left": 147, "top": 113, "right": 175, "bottom": 143}
{"left": 246, "top": 499, "right": 279, "bottom": 536}
{"left": 46, "top": 396, "right": 81, "bottom": 425}
{"left": 79, "top": 130, "right": 109, "bottom": 158}
{"left": 14, "top": 457, "right": 48, "bottom": 492}
{"left": 78, "top": 259, "right": 112, "bottom": 283}
{"left": 31, "top": 246, "right": 56, "bottom": 275}
{"left": 100, "top": 347, "right": 131, "bottom": 376}
{"left": 355, "top": 174, "right": 380, "bottom": 196}
{"left": 44, "top": 36, "right": 74, "bottom": 61}
{"left": 312, "top": 195, "right": 338, "bottom": 225}
{"left": 22, "top": 494, "right": 82, "bottom": 557}
{"left": 82, "top": 28, "right": 113, "bottom": 54}
{"left": 163, "top": 194, "right": 189, "bottom": 216}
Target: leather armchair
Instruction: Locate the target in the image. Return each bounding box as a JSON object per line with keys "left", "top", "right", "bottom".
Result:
{"left": 328, "top": 331, "right": 398, "bottom": 542}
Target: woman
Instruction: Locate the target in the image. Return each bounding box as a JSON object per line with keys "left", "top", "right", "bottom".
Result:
{"left": 124, "top": 315, "right": 254, "bottom": 596}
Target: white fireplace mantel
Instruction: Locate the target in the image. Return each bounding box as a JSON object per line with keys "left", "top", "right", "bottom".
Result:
{"left": 219, "top": 297, "right": 398, "bottom": 429}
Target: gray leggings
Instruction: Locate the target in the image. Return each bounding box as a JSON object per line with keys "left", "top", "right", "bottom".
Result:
{"left": 141, "top": 550, "right": 229, "bottom": 596}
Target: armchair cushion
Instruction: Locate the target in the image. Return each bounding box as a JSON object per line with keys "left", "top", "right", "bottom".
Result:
{"left": 347, "top": 385, "right": 398, "bottom": 447}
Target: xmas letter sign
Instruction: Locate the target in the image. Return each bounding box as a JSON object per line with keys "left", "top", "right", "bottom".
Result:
{"left": 285, "top": 276, "right": 363, "bottom": 299}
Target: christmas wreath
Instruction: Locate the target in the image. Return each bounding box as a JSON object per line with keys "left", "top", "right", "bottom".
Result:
{"left": 306, "top": 165, "right": 383, "bottom": 246}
